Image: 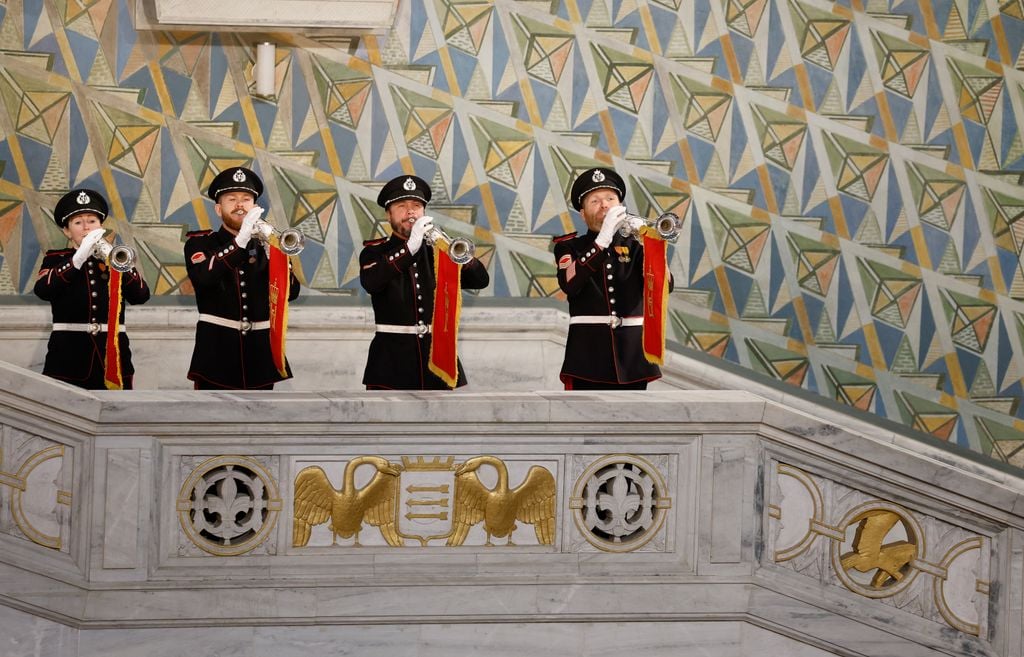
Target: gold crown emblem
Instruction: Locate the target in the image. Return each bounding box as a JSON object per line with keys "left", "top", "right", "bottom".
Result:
{"left": 401, "top": 456, "right": 455, "bottom": 471}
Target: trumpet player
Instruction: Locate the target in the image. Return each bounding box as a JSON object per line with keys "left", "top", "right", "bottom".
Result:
{"left": 553, "top": 167, "right": 673, "bottom": 390}
{"left": 185, "top": 167, "right": 300, "bottom": 390}
{"left": 34, "top": 188, "right": 150, "bottom": 389}
{"left": 360, "top": 174, "right": 489, "bottom": 389}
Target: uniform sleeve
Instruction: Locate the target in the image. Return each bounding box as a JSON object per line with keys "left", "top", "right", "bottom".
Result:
{"left": 359, "top": 242, "right": 415, "bottom": 294}
{"left": 184, "top": 234, "right": 248, "bottom": 289}
{"left": 461, "top": 257, "right": 489, "bottom": 290}
{"left": 122, "top": 268, "right": 151, "bottom": 305}
{"left": 33, "top": 253, "right": 79, "bottom": 301}
{"left": 554, "top": 237, "right": 609, "bottom": 297}
{"left": 289, "top": 265, "right": 301, "bottom": 301}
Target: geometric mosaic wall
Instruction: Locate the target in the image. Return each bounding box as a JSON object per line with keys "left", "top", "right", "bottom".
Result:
{"left": 0, "top": 0, "right": 1023, "bottom": 467}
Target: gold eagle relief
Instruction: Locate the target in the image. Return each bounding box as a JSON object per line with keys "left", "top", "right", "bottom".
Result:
{"left": 292, "top": 455, "right": 556, "bottom": 548}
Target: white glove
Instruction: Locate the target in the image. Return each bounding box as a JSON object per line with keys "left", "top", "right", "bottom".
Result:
{"left": 627, "top": 213, "right": 645, "bottom": 232}
{"left": 595, "top": 206, "right": 626, "bottom": 248}
{"left": 72, "top": 228, "right": 107, "bottom": 269}
{"left": 234, "top": 206, "right": 264, "bottom": 248}
{"left": 407, "top": 215, "right": 434, "bottom": 255}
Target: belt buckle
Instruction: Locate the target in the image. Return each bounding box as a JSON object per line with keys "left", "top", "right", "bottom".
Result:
{"left": 609, "top": 316, "right": 622, "bottom": 329}
{"left": 240, "top": 320, "right": 253, "bottom": 334}
{"left": 88, "top": 322, "right": 101, "bottom": 335}
{"left": 416, "top": 324, "right": 429, "bottom": 336}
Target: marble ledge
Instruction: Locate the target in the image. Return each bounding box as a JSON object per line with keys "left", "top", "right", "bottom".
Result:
{"left": 66, "top": 581, "right": 761, "bottom": 624}
{"left": 81, "top": 389, "right": 769, "bottom": 428}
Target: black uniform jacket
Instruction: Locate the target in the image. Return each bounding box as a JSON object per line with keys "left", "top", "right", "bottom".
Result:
{"left": 360, "top": 234, "right": 489, "bottom": 389}
{"left": 184, "top": 227, "right": 300, "bottom": 389}
{"left": 34, "top": 249, "right": 150, "bottom": 388}
{"left": 554, "top": 230, "right": 673, "bottom": 385}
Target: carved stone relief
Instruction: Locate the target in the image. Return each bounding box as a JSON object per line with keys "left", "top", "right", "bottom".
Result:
{"left": 569, "top": 454, "right": 672, "bottom": 553}
{"left": 176, "top": 455, "right": 281, "bottom": 556}
{"left": 0, "top": 424, "right": 72, "bottom": 552}
{"left": 766, "top": 462, "right": 990, "bottom": 636}
{"left": 291, "top": 455, "right": 557, "bottom": 548}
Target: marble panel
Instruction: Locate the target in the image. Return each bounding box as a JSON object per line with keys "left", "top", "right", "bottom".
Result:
{"left": 0, "top": 619, "right": 849, "bottom": 657}
{"left": 0, "top": 604, "right": 77, "bottom": 657}
{"left": 710, "top": 446, "right": 746, "bottom": 563}
{"left": 101, "top": 449, "right": 139, "bottom": 569}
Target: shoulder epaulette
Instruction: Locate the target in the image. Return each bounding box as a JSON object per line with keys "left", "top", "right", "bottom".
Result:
{"left": 185, "top": 229, "right": 214, "bottom": 238}
{"left": 552, "top": 232, "right": 577, "bottom": 243}
{"left": 363, "top": 237, "right": 387, "bottom": 247}
{"left": 45, "top": 248, "right": 74, "bottom": 255}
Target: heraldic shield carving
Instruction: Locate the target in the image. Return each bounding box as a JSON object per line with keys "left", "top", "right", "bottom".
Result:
{"left": 292, "top": 456, "right": 556, "bottom": 548}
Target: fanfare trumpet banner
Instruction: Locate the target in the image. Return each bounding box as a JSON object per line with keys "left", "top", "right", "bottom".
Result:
{"left": 103, "top": 264, "right": 124, "bottom": 389}
{"left": 621, "top": 211, "right": 680, "bottom": 365}
{"left": 428, "top": 238, "right": 464, "bottom": 388}
{"left": 267, "top": 233, "right": 292, "bottom": 378}
{"left": 640, "top": 225, "right": 669, "bottom": 365}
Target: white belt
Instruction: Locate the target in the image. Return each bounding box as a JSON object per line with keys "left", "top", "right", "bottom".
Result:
{"left": 569, "top": 315, "right": 643, "bottom": 329}
{"left": 376, "top": 323, "right": 431, "bottom": 335}
{"left": 52, "top": 323, "right": 126, "bottom": 335}
{"left": 199, "top": 314, "right": 270, "bottom": 333}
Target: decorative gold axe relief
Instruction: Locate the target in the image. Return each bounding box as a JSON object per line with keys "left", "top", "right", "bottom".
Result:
{"left": 769, "top": 463, "right": 990, "bottom": 636}
{"left": 292, "top": 456, "right": 556, "bottom": 548}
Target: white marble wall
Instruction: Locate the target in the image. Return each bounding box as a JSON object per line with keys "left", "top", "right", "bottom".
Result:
{"left": 0, "top": 364, "right": 1021, "bottom": 657}
{"left": 0, "top": 303, "right": 611, "bottom": 391}
{"left": 1, "top": 601, "right": 838, "bottom": 657}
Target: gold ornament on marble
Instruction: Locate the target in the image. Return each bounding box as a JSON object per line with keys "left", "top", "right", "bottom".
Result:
{"left": 447, "top": 456, "right": 556, "bottom": 546}
{"left": 839, "top": 509, "right": 917, "bottom": 588}
{"left": 290, "top": 455, "right": 557, "bottom": 548}
{"left": 177, "top": 455, "right": 281, "bottom": 556}
{"left": 831, "top": 502, "right": 924, "bottom": 598}
{"left": 570, "top": 454, "right": 671, "bottom": 552}
{"left": 769, "top": 463, "right": 990, "bottom": 636}
{"left": 1, "top": 442, "right": 72, "bottom": 551}
{"left": 934, "top": 537, "right": 989, "bottom": 636}
{"left": 293, "top": 456, "right": 402, "bottom": 547}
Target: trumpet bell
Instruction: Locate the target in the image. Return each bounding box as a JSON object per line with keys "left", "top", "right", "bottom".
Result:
{"left": 446, "top": 237, "right": 475, "bottom": 265}
{"left": 279, "top": 228, "right": 306, "bottom": 256}
{"left": 653, "top": 212, "right": 682, "bottom": 241}
{"left": 93, "top": 240, "right": 137, "bottom": 273}
{"left": 425, "top": 227, "right": 476, "bottom": 265}
{"left": 619, "top": 211, "right": 682, "bottom": 242}
{"left": 252, "top": 218, "right": 306, "bottom": 255}
{"left": 108, "top": 245, "right": 138, "bottom": 273}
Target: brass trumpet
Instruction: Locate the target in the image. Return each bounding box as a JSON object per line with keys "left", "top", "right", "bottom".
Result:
{"left": 618, "top": 211, "right": 682, "bottom": 242}
{"left": 253, "top": 219, "right": 306, "bottom": 256}
{"left": 91, "top": 239, "right": 137, "bottom": 274}
{"left": 425, "top": 227, "right": 475, "bottom": 265}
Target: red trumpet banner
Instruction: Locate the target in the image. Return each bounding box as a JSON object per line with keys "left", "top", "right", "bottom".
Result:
{"left": 641, "top": 229, "right": 669, "bottom": 365}
{"left": 268, "top": 240, "right": 291, "bottom": 377}
{"left": 103, "top": 268, "right": 124, "bottom": 390}
{"left": 428, "top": 248, "right": 462, "bottom": 388}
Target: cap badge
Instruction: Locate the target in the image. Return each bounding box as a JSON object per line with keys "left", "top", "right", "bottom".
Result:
{"left": 403, "top": 177, "right": 417, "bottom": 191}
{"left": 76, "top": 191, "right": 90, "bottom": 205}
{"left": 591, "top": 170, "right": 605, "bottom": 183}
{"left": 232, "top": 169, "right": 247, "bottom": 182}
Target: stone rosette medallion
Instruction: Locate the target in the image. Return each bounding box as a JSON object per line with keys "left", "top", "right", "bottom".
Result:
{"left": 570, "top": 454, "right": 672, "bottom": 553}
{"left": 177, "top": 455, "right": 282, "bottom": 556}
